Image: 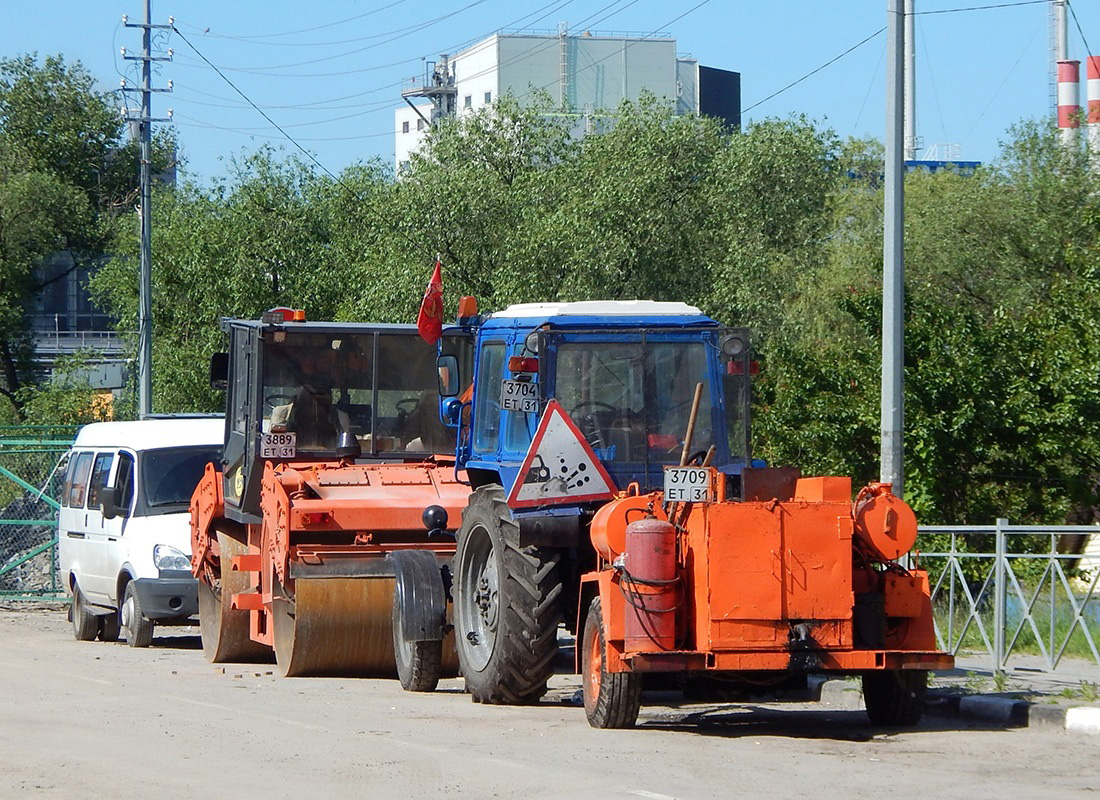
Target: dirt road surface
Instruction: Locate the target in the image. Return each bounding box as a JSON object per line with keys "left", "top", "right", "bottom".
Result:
{"left": 1, "top": 607, "right": 1096, "bottom": 800}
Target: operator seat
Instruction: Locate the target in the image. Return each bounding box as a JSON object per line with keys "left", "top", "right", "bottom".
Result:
{"left": 288, "top": 387, "right": 335, "bottom": 450}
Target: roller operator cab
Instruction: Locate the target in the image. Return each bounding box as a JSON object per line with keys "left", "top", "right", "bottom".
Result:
{"left": 436, "top": 300, "right": 952, "bottom": 725}
{"left": 191, "top": 311, "right": 473, "bottom": 686}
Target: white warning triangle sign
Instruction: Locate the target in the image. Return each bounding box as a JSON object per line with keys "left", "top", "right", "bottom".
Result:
{"left": 507, "top": 399, "right": 618, "bottom": 508}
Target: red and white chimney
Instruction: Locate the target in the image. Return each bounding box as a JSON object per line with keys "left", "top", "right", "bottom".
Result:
{"left": 1058, "top": 59, "right": 1081, "bottom": 146}
{"left": 1087, "top": 56, "right": 1100, "bottom": 160}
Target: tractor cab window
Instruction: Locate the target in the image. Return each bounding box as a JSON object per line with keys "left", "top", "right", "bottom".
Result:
{"left": 551, "top": 334, "right": 729, "bottom": 466}
{"left": 261, "top": 331, "right": 455, "bottom": 456}
{"left": 555, "top": 341, "right": 711, "bottom": 463}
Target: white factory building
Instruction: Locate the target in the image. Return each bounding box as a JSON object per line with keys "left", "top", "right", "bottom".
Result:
{"left": 394, "top": 28, "right": 740, "bottom": 171}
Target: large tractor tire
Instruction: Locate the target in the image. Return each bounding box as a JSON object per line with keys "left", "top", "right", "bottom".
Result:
{"left": 582, "top": 596, "right": 641, "bottom": 728}
{"left": 862, "top": 669, "right": 927, "bottom": 726}
{"left": 453, "top": 485, "right": 562, "bottom": 705}
{"left": 198, "top": 530, "right": 271, "bottom": 663}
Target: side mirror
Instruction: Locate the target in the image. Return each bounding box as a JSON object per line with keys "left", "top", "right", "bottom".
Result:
{"left": 100, "top": 486, "right": 119, "bottom": 520}
{"left": 209, "top": 352, "right": 229, "bottom": 391}
{"left": 436, "top": 355, "right": 459, "bottom": 397}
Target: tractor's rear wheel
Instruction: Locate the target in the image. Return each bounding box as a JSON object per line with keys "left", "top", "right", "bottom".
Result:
{"left": 454, "top": 485, "right": 562, "bottom": 704}
{"left": 582, "top": 596, "right": 641, "bottom": 728}
{"left": 862, "top": 669, "right": 927, "bottom": 726}
{"left": 198, "top": 530, "right": 271, "bottom": 663}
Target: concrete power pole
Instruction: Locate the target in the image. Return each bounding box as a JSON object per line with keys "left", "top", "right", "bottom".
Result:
{"left": 123, "top": 1, "right": 172, "bottom": 418}
{"left": 904, "top": 0, "right": 917, "bottom": 161}
{"left": 882, "top": 0, "right": 906, "bottom": 496}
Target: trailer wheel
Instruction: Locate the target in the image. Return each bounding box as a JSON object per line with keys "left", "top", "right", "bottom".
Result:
{"left": 70, "top": 583, "right": 98, "bottom": 642}
{"left": 122, "top": 582, "right": 154, "bottom": 648}
{"left": 454, "top": 485, "right": 562, "bottom": 704}
{"left": 198, "top": 530, "right": 271, "bottom": 663}
{"left": 582, "top": 596, "right": 641, "bottom": 728}
{"left": 862, "top": 669, "right": 927, "bottom": 726}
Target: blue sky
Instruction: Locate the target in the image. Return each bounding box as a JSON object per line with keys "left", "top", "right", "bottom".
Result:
{"left": 5, "top": 1, "right": 1098, "bottom": 181}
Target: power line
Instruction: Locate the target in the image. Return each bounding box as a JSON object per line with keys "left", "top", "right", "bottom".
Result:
{"left": 173, "top": 0, "right": 414, "bottom": 41}
{"left": 1066, "top": 0, "right": 1093, "bottom": 59}
{"left": 913, "top": 0, "right": 1047, "bottom": 14}
{"left": 170, "top": 25, "right": 345, "bottom": 185}
{"left": 743, "top": 28, "right": 886, "bottom": 115}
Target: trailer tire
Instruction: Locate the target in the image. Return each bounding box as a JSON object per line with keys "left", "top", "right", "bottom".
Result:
{"left": 582, "top": 596, "right": 641, "bottom": 728}
{"left": 70, "top": 583, "right": 99, "bottom": 642}
{"left": 862, "top": 669, "right": 927, "bottom": 726}
{"left": 454, "top": 485, "right": 562, "bottom": 705}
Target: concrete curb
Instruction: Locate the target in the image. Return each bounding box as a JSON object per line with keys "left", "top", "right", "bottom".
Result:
{"left": 813, "top": 680, "right": 1100, "bottom": 735}
{"left": 925, "top": 687, "right": 1100, "bottom": 735}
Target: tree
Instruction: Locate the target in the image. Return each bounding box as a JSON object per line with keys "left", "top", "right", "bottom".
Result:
{"left": 0, "top": 53, "right": 174, "bottom": 421}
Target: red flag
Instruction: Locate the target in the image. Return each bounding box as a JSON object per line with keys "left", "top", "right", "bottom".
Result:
{"left": 417, "top": 259, "right": 444, "bottom": 344}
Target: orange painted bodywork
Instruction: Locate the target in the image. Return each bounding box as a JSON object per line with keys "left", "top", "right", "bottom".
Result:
{"left": 585, "top": 472, "right": 952, "bottom": 676}
{"left": 191, "top": 457, "right": 471, "bottom": 649}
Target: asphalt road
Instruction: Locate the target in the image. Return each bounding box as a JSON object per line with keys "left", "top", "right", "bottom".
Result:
{"left": 1, "top": 608, "right": 1096, "bottom": 800}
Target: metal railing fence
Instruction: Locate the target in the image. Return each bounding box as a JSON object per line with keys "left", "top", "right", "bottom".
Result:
{"left": 918, "top": 520, "right": 1100, "bottom": 673}
{"left": 0, "top": 427, "right": 76, "bottom": 598}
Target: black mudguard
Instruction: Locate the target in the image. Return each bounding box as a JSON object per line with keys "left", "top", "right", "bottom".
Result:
{"left": 387, "top": 550, "right": 448, "bottom": 643}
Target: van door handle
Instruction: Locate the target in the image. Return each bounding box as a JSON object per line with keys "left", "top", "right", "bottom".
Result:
{"left": 107, "top": 537, "right": 118, "bottom": 542}
{"left": 65, "top": 532, "right": 85, "bottom": 539}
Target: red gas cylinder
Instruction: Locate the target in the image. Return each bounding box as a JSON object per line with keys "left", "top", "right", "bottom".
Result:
{"left": 622, "top": 513, "right": 679, "bottom": 652}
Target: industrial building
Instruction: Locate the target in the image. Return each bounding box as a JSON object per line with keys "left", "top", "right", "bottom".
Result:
{"left": 395, "top": 27, "right": 740, "bottom": 170}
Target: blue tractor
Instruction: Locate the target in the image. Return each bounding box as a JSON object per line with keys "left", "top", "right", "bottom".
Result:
{"left": 435, "top": 299, "right": 754, "bottom": 704}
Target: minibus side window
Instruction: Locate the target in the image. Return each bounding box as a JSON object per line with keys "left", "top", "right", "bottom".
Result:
{"left": 86, "top": 453, "right": 114, "bottom": 510}
{"left": 66, "top": 452, "right": 94, "bottom": 508}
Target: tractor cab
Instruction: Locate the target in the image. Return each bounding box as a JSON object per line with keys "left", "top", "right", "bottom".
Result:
{"left": 213, "top": 311, "right": 468, "bottom": 524}
{"left": 438, "top": 301, "right": 754, "bottom": 497}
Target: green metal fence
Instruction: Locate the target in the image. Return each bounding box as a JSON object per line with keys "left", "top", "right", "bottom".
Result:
{"left": 0, "top": 425, "right": 77, "bottom": 598}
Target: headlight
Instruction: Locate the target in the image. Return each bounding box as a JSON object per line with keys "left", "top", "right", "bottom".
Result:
{"left": 154, "top": 545, "right": 191, "bottom": 571}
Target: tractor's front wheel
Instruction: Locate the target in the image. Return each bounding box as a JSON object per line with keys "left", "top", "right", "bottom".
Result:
{"left": 453, "top": 485, "right": 562, "bottom": 704}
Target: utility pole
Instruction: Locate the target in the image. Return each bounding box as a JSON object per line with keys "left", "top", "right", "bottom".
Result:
{"left": 122, "top": 1, "right": 172, "bottom": 418}
{"left": 904, "top": 0, "right": 917, "bottom": 161}
{"left": 882, "top": 0, "right": 906, "bottom": 496}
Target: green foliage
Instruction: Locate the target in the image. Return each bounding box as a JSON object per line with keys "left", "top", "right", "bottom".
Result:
{"left": 73, "top": 77, "right": 1100, "bottom": 527}
{"left": 0, "top": 53, "right": 175, "bottom": 419}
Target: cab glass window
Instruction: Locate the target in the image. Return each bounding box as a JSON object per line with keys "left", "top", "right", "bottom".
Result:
{"left": 140, "top": 446, "right": 221, "bottom": 514}
{"left": 473, "top": 342, "right": 505, "bottom": 452}
{"left": 65, "top": 452, "right": 94, "bottom": 508}
{"left": 85, "top": 453, "right": 114, "bottom": 510}
{"left": 116, "top": 452, "right": 136, "bottom": 516}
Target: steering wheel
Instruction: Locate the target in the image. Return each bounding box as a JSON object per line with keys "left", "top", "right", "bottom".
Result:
{"left": 571, "top": 400, "right": 616, "bottom": 415}
{"left": 683, "top": 449, "right": 710, "bottom": 466}
{"left": 264, "top": 393, "right": 296, "bottom": 409}
{"left": 571, "top": 401, "right": 617, "bottom": 452}
{"left": 396, "top": 398, "right": 421, "bottom": 415}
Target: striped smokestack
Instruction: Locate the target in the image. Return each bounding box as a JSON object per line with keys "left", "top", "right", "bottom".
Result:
{"left": 1058, "top": 59, "right": 1080, "bottom": 146}
{"left": 1088, "top": 56, "right": 1100, "bottom": 162}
